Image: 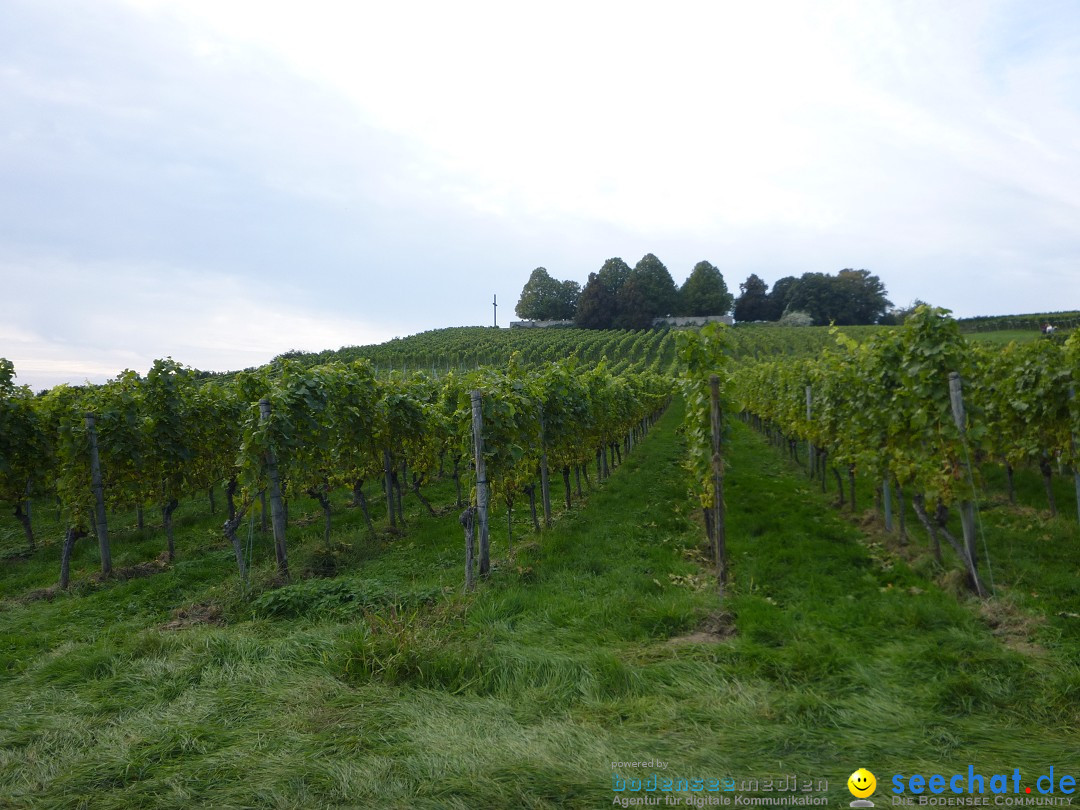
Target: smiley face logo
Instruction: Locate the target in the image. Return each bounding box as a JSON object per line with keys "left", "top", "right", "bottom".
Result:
{"left": 847, "top": 768, "right": 876, "bottom": 798}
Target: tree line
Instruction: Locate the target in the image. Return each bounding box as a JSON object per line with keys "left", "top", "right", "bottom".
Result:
{"left": 516, "top": 259, "right": 895, "bottom": 328}
{"left": 515, "top": 255, "right": 733, "bottom": 329}
{"left": 732, "top": 269, "right": 893, "bottom": 325}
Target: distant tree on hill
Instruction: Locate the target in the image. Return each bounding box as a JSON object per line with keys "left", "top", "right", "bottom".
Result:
{"left": 767, "top": 275, "right": 799, "bottom": 320}
{"left": 836, "top": 268, "right": 892, "bottom": 324}
{"left": 613, "top": 276, "right": 655, "bottom": 329}
{"left": 515, "top": 267, "right": 558, "bottom": 320}
{"left": 576, "top": 257, "right": 633, "bottom": 329}
{"left": 838, "top": 271, "right": 889, "bottom": 326}
{"left": 575, "top": 272, "right": 617, "bottom": 329}
{"left": 515, "top": 268, "right": 580, "bottom": 320}
{"left": 555, "top": 280, "right": 581, "bottom": 319}
{"left": 785, "top": 269, "right": 891, "bottom": 325}
{"left": 733, "top": 274, "right": 771, "bottom": 321}
{"left": 880, "top": 298, "right": 931, "bottom": 325}
{"left": 613, "top": 254, "right": 678, "bottom": 328}
{"left": 633, "top": 254, "right": 679, "bottom": 316}
{"left": 597, "top": 257, "right": 632, "bottom": 298}
{"left": 781, "top": 272, "right": 834, "bottom": 324}
{"left": 678, "top": 261, "right": 733, "bottom": 316}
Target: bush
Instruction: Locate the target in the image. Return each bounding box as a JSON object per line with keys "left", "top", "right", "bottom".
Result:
{"left": 778, "top": 310, "right": 814, "bottom": 327}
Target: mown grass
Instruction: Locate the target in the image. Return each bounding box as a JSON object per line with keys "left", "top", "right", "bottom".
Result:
{"left": 775, "top": 422, "right": 1080, "bottom": 604}
{"left": 1, "top": 403, "right": 1078, "bottom": 808}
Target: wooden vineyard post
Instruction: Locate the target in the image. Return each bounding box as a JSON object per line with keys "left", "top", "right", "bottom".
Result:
{"left": 383, "top": 449, "right": 396, "bottom": 529}
{"left": 805, "top": 385, "right": 814, "bottom": 479}
{"left": 947, "top": 373, "right": 976, "bottom": 563}
{"left": 23, "top": 479, "right": 33, "bottom": 548}
{"left": 895, "top": 480, "right": 907, "bottom": 542}
{"left": 15, "top": 479, "right": 34, "bottom": 551}
{"left": 460, "top": 507, "right": 476, "bottom": 590}
{"left": 84, "top": 413, "right": 111, "bottom": 576}
{"left": 470, "top": 391, "right": 491, "bottom": 577}
{"left": 539, "top": 409, "right": 552, "bottom": 528}
{"left": 258, "top": 399, "right": 289, "bottom": 578}
{"left": 709, "top": 375, "right": 726, "bottom": 590}
{"left": 883, "top": 476, "right": 893, "bottom": 532}
{"left": 1071, "top": 386, "right": 1080, "bottom": 528}
{"left": 947, "top": 373, "right": 985, "bottom": 596}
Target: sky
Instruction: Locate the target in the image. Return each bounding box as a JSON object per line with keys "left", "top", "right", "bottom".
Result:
{"left": 2, "top": 0, "right": 1078, "bottom": 390}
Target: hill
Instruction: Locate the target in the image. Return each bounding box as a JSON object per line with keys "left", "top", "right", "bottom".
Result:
{"left": 271, "top": 323, "right": 891, "bottom": 377}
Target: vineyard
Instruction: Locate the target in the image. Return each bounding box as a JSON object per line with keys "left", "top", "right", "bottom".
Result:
{"left": 1, "top": 354, "right": 673, "bottom": 593}
{"left": 1, "top": 311, "right": 1078, "bottom": 807}
{"left": 269, "top": 322, "right": 891, "bottom": 376}
{"left": 959, "top": 310, "right": 1080, "bottom": 333}
{"left": 735, "top": 309, "right": 1080, "bottom": 595}
{"left": 272, "top": 326, "right": 681, "bottom": 376}
{"left": 0, "top": 321, "right": 896, "bottom": 591}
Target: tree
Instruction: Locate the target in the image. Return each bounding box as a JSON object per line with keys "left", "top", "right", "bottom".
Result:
{"left": 837, "top": 268, "right": 892, "bottom": 324}
{"left": 554, "top": 280, "right": 581, "bottom": 320}
{"left": 613, "top": 276, "right": 654, "bottom": 329}
{"left": 596, "top": 257, "right": 632, "bottom": 298}
{"left": 881, "top": 299, "right": 931, "bottom": 325}
{"left": 784, "top": 269, "right": 892, "bottom": 325}
{"left": 783, "top": 272, "right": 837, "bottom": 325}
{"left": 575, "top": 272, "right": 616, "bottom": 329}
{"left": 515, "top": 268, "right": 563, "bottom": 320}
{"left": 733, "top": 274, "right": 771, "bottom": 322}
{"left": 678, "top": 261, "right": 733, "bottom": 316}
{"left": 631, "top": 254, "right": 678, "bottom": 317}
{"left": 576, "top": 258, "right": 631, "bottom": 329}
{"left": 767, "top": 275, "right": 799, "bottom": 320}
{"left": 613, "top": 253, "right": 677, "bottom": 328}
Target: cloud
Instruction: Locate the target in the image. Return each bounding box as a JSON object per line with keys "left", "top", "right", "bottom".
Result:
{"left": 0, "top": 252, "right": 401, "bottom": 390}
{"left": 2, "top": 0, "right": 1079, "bottom": 386}
{"left": 112, "top": 1, "right": 1080, "bottom": 234}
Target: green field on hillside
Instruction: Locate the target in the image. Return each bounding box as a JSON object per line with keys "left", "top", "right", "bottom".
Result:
{"left": 266, "top": 323, "right": 890, "bottom": 379}
{"left": 2, "top": 398, "right": 1077, "bottom": 808}
{"left": 966, "top": 329, "right": 1041, "bottom": 346}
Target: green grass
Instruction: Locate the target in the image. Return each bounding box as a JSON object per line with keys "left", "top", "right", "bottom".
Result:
{"left": 1, "top": 404, "right": 1078, "bottom": 808}
{"left": 979, "top": 458, "right": 1080, "bottom": 525}
{"left": 768, "top": 430, "right": 1080, "bottom": 648}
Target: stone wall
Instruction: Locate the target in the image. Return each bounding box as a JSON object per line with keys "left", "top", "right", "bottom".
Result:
{"left": 509, "top": 320, "right": 576, "bottom": 328}
{"left": 510, "top": 315, "right": 733, "bottom": 329}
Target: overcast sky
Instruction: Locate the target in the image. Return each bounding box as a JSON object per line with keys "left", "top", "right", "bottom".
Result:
{"left": 2, "top": 0, "right": 1078, "bottom": 390}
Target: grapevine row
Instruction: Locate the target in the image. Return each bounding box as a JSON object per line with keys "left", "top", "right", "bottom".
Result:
{"left": 0, "top": 356, "right": 669, "bottom": 589}
{"left": 732, "top": 307, "right": 1080, "bottom": 594}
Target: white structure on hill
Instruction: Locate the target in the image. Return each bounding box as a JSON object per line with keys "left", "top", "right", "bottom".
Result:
{"left": 510, "top": 315, "right": 733, "bottom": 329}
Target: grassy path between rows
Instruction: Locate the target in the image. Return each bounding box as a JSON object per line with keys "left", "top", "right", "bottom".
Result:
{"left": 1, "top": 400, "right": 1077, "bottom": 808}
